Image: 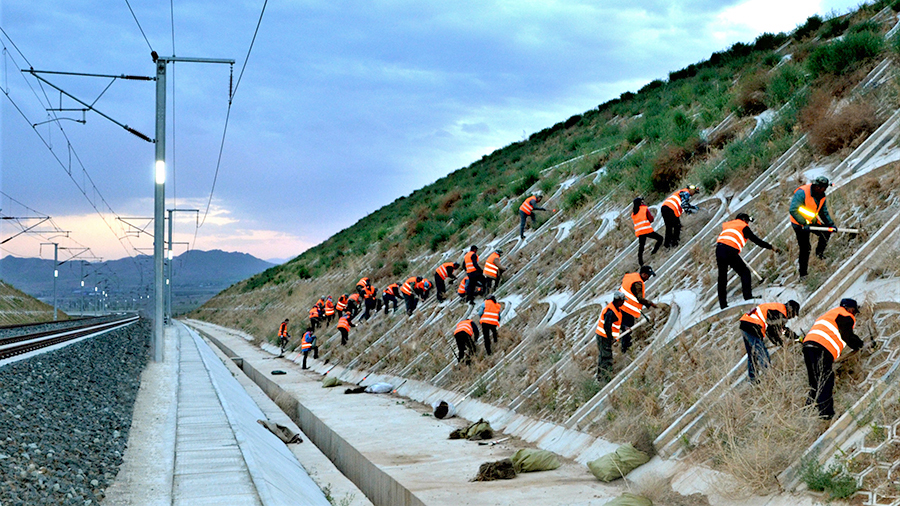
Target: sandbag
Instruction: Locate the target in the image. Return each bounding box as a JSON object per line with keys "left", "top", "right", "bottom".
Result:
{"left": 473, "top": 458, "right": 516, "bottom": 481}
{"left": 432, "top": 400, "right": 457, "bottom": 419}
{"left": 510, "top": 448, "right": 560, "bottom": 473}
{"left": 365, "top": 382, "right": 393, "bottom": 394}
{"left": 603, "top": 493, "right": 652, "bottom": 506}
{"left": 588, "top": 443, "right": 651, "bottom": 482}
{"left": 322, "top": 376, "right": 342, "bottom": 388}
{"left": 449, "top": 418, "right": 494, "bottom": 440}
{"left": 257, "top": 420, "right": 303, "bottom": 444}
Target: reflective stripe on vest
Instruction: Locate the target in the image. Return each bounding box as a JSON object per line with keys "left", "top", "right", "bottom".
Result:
{"left": 739, "top": 302, "right": 786, "bottom": 336}
{"left": 484, "top": 252, "right": 501, "bottom": 278}
{"left": 337, "top": 316, "right": 351, "bottom": 332}
{"left": 519, "top": 196, "right": 536, "bottom": 215}
{"left": 383, "top": 283, "right": 399, "bottom": 296}
{"left": 619, "top": 272, "right": 645, "bottom": 318}
{"left": 436, "top": 262, "right": 453, "bottom": 280}
{"left": 401, "top": 277, "right": 417, "bottom": 296}
{"left": 804, "top": 307, "right": 855, "bottom": 360}
{"left": 790, "top": 184, "right": 825, "bottom": 226}
{"left": 301, "top": 332, "right": 314, "bottom": 350}
{"left": 364, "top": 286, "right": 375, "bottom": 299}
{"left": 480, "top": 299, "right": 501, "bottom": 326}
{"left": 595, "top": 302, "right": 622, "bottom": 340}
{"left": 336, "top": 298, "right": 347, "bottom": 311}
{"left": 349, "top": 293, "right": 360, "bottom": 303}
{"left": 465, "top": 251, "right": 479, "bottom": 273}
{"left": 662, "top": 189, "right": 686, "bottom": 218}
{"left": 455, "top": 319, "right": 474, "bottom": 336}
{"left": 458, "top": 277, "right": 468, "bottom": 295}
{"left": 632, "top": 205, "right": 654, "bottom": 237}
{"left": 357, "top": 278, "right": 369, "bottom": 288}
{"left": 716, "top": 219, "right": 747, "bottom": 252}
{"left": 324, "top": 301, "right": 335, "bottom": 315}
{"left": 309, "top": 307, "right": 319, "bottom": 318}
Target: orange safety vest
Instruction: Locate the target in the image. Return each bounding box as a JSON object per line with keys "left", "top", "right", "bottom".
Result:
{"left": 619, "top": 272, "right": 645, "bottom": 318}
{"left": 595, "top": 302, "right": 622, "bottom": 340}
{"left": 324, "top": 300, "right": 335, "bottom": 315}
{"left": 632, "top": 205, "right": 654, "bottom": 237}
{"left": 804, "top": 307, "right": 855, "bottom": 360}
{"left": 483, "top": 252, "right": 501, "bottom": 279}
{"left": 309, "top": 306, "right": 319, "bottom": 319}
{"left": 465, "top": 251, "right": 479, "bottom": 273}
{"left": 519, "top": 196, "right": 538, "bottom": 215}
{"left": 337, "top": 315, "right": 351, "bottom": 332}
{"left": 357, "top": 277, "right": 369, "bottom": 289}
{"left": 458, "top": 277, "right": 468, "bottom": 295}
{"left": 348, "top": 294, "right": 360, "bottom": 305}
{"left": 363, "top": 286, "right": 375, "bottom": 299}
{"left": 415, "top": 279, "right": 431, "bottom": 292}
{"left": 790, "top": 184, "right": 826, "bottom": 226}
{"left": 480, "top": 299, "right": 501, "bottom": 326}
{"left": 455, "top": 319, "right": 474, "bottom": 336}
{"left": 435, "top": 262, "right": 455, "bottom": 280}
{"left": 662, "top": 189, "right": 687, "bottom": 218}
{"left": 301, "top": 331, "right": 315, "bottom": 350}
{"left": 383, "top": 283, "right": 399, "bottom": 296}
{"left": 739, "top": 302, "right": 787, "bottom": 337}
{"left": 401, "top": 277, "right": 418, "bottom": 296}
{"left": 716, "top": 219, "right": 747, "bottom": 252}
{"left": 278, "top": 321, "right": 288, "bottom": 337}
{"left": 336, "top": 296, "right": 348, "bottom": 311}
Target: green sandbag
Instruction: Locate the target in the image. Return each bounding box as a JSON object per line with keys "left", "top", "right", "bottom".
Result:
{"left": 466, "top": 419, "right": 494, "bottom": 440}
{"left": 322, "top": 376, "right": 342, "bottom": 388}
{"left": 587, "top": 443, "right": 651, "bottom": 482}
{"left": 510, "top": 448, "right": 560, "bottom": 473}
{"left": 603, "top": 493, "right": 652, "bottom": 506}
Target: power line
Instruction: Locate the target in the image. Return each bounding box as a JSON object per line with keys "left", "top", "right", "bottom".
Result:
{"left": 124, "top": 0, "right": 154, "bottom": 52}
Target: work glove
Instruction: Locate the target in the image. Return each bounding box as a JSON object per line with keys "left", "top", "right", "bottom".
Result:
{"left": 802, "top": 225, "right": 810, "bottom": 231}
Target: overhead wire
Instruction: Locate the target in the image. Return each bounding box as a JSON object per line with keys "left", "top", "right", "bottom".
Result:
{"left": 124, "top": 0, "right": 154, "bottom": 52}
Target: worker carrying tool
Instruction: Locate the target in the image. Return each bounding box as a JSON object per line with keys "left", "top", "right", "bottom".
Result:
{"left": 790, "top": 176, "right": 836, "bottom": 277}
{"left": 401, "top": 276, "right": 423, "bottom": 315}
{"left": 323, "top": 296, "right": 335, "bottom": 325}
{"left": 382, "top": 283, "right": 401, "bottom": 314}
{"left": 434, "top": 262, "right": 460, "bottom": 302}
{"left": 519, "top": 192, "right": 546, "bottom": 239}
{"left": 660, "top": 185, "right": 699, "bottom": 248}
{"left": 715, "top": 213, "right": 777, "bottom": 310}
{"left": 595, "top": 292, "right": 626, "bottom": 383}
{"left": 738, "top": 300, "right": 800, "bottom": 383}
{"left": 802, "top": 299, "right": 866, "bottom": 420}
{"left": 300, "top": 327, "right": 319, "bottom": 369}
{"left": 618, "top": 266, "right": 658, "bottom": 353}
{"left": 631, "top": 197, "right": 663, "bottom": 266}
{"left": 464, "top": 245, "right": 483, "bottom": 304}
{"left": 337, "top": 311, "right": 355, "bottom": 345}
{"left": 278, "top": 318, "right": 290, "bottom": 356}
{"left": 478, "top": 295, "right": 502, "bottom": 355}
{"left": 483, "top": 249, "right": 504, "bottom": 293}
{"left": 453, "top": 318, "right": 480, "bottom": 366}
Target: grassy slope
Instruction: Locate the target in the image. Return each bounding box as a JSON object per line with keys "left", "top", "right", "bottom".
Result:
{"left": 0, "top": 281, "right": 67, "bottom": 325}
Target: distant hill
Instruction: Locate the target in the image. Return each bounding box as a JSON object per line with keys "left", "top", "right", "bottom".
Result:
{"left": 0, "top": 250, "right": 273, "bottom": 315}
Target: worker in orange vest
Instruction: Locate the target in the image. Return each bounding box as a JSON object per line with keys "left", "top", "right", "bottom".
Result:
{"left": 464, "top": 245, "right": 483, "bottom": 305}
{"left": 309, "top": 305, "right": 321, "bottom": 330}
{"left": 323, "top": 296, "right": 336, "bottom": 325}
{"left": 618, "top": 265, "right": 658, "bottom": 353}
{"left": 382, "top": 283, "right": 401, "bottom": 314}
{"left": 433, "top": 261, "right": 459, "bottom": 302}
{"left": 660, "top": 185, "right": 698, "bottom": 248}
{"left": 337, "top": 311, "right": 355, "bottom": 346}
{"left": 356, "top": 277, "right": 371, "bottom": 296}
{"left": 453, "top": 318, "right": 480, "bottom": 365}
{"left": 482, "top": 249, "right": 504, "bottom": 294}
{"left": 300, "top": 327, "right": 318, "bottom": 369}
{"left": 400, "top": 276, "right": 422, "bottom": 315}
{"left": 478, "top": 295, "right": 502, "bottom": 355}
{"left": 595, "top": 292, "right": 626, "bottom": 382}
{"left": 715, "top": 213, "right": 777, "bottom": 310}
{"left": 335, "top": 294, "right": 349, "bottom": 314}
{"left": 802, "top": 299, "right": 866, "bottom": 419}
{"left": 347, "top": 292, "right": 361, "bottom": 318}
{"left": 631, "top": 197, "right": 663, "bottom": 266}
{"left": 277, "top": 318, "right": 290, "bottom": 356}
{"left": 789, "top": 176, "right": 835, "bottom": 277}
{"left": 739, "top": 300, "right": 799, "bottom": 383}
{"left": 519, "top": 192, "right": 546, "bottom": 239}
{"left": 457, "top": 276, "right": 483, "bottom": 300}
{"left": 414, "top": 278, "right": 432, "bottom": 301}
{"left": 361, "top": 284, "right": 377, "bottom": 321}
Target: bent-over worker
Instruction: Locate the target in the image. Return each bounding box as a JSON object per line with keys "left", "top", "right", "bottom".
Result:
{"left": 478, "top": 295, "right": 502, "bottom": 355}
{"left": 660, "top": 185, "right": 698, "bottom": 248}
{"left": 715, "top": 213, "right": 776, "bottom": 310}
{"left": 454, "top": 318, "right": 480, "bottom": 366}
{"left": 595, "top": 292, "right": 626, "bottom": 383}
{"left": 618, "top": 265, "right": 658, "bottom": 353}
{"left": 632, "top": 197, "right": 663, "bottom": 266}
{"left": 738, "top": 300, "right": 800, "bottom": 383}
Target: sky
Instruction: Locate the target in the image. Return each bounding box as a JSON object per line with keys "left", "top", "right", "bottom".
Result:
{"left": 0, "top": 0, "right": 871, "bottom": 266}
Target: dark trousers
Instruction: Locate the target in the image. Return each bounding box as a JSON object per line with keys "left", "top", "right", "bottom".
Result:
{"left": 339, "top": 328, "right": 349, "bottom": 346}
{"left": 484, "top": 275, "right": 500, "bottom": 293}
{"left": 383, "top": 294, "right": 398, "bottom": 313}
{"left": 793, "top": 225, "right": 830, "bottom": 276}
{"left": 803, "top": 343, "right": 835, "bottom": 419}
{"left": 716, "top": 243, "right": 753, "bottom": 309}
{"left": 519, "top": 210, "right": 535, "bottom": 238}
{"left": 301, "top": 346, "right": 319, "bottom": 369}
{"left": 362, "top": 298, "right": 376, "bottom": 320}
{"left": 481, "top": 323, "right": 498, "bottom": 355}
{"left": 620, "top": 313, "right": 636, "bottom": 353}
{"left": 742, "top": 328, "right": 771, "bottom": 383}
{"left": 637, "top": 232, "right": 663, "bottom": 266}
{"left": 403, "top": 293, "right": 417, "bottom": 315}
{"left": 435, "top": 276, "right": 447, "bottom": 301}
{"left": 455, "top": 331, "right": 475, "bottom": 365}
{"left": 309, "top": 317, "right": 318, "bottom": 330}
{"left": 324, "top": 313, "right": 334, "bottom": 325}
{"left": 596, "top": 335, "right": 614, "bottom": 382}
{"left": 661, "top": 206, "right": 681, "bottom": 248}
{"left": 466, "top": 270, "right": 484, "bottom": 303}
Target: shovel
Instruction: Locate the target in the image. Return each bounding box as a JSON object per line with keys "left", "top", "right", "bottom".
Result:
{"left": 478, "top": 437, "right": 510, "bottom": 446}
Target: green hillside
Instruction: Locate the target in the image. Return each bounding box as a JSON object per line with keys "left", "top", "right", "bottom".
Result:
{"left": 0, "top": 281, "right": 67, "bottom": 326}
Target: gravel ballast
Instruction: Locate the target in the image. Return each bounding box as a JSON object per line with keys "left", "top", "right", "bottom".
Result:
{"left": 0, "top": 318, "right": 150, "bottom": 505}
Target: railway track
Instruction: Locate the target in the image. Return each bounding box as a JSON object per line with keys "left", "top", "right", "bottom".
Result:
{"left": 0, "top": 315, "right": 140, "bottom": 361}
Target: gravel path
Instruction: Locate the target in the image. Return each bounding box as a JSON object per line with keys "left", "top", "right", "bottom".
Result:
{"left": 0, "top": 318, "right": 149, "bottom": 505}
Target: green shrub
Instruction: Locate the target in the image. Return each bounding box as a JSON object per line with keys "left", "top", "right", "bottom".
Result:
{"left": 795, "top": 15, "right": 823, "bottom": 40}
{"left": 669, "top": 111, "right": 696, "bottom": 145}
{"left": 296, "top": 264, "right": 312, "bottom": 279}
{"left": 509, "top": 169, "right": 540, "bottom": 197}
{"left": 847, "top": 20, "right": 880, "bottom": 36}
{"left": 807, "top": 31, "right": 884, "bottom": 77}
{"left": 626, "top": 125, "right": 643, "bottom": 145}
{"left": 819, "top": 16, "right": 850, "bottom": 39}
{"left": 766, "top": 63, "right": 808, "bottom": 108}
{"left": 563, "top": 182, "right": 596, "bottom": 210}
{"left": 801, "top": 455, "right": 859, "bottom": 499}
{"left": 391, "top": 260, "right": 409, "bottom": 276}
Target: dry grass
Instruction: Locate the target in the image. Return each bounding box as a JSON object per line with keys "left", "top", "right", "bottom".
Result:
{"left": 637, "top": 477, "right": 712, "bottom": 506}
{"left": 807, "top": 101, "right": 880, "bottom": 156}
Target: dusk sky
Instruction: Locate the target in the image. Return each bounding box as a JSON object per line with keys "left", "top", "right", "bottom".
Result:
{"left": 1, "top": 0, "right": 868, "bottom": 265}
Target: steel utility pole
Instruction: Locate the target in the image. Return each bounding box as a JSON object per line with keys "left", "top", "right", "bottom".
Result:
{"left": 151, "top": 53, "right": 233, "bottom": 362}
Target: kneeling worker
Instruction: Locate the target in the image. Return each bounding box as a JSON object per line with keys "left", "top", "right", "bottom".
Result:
{"left": 738, "top": 300, "right": 800, "bottom": 383}
{"left": 454, "top": 318, "right": 480, "bottom": 366}
{"left": 716, "top": 213, "right": 777, "bottom": 309}
{"left": 300, "top": 327, "right": 319, "bottom": 369}
{"left": 337, "top": 311, "right": 355, "bottom": 346}
{"left": 595, "top": 292, "right": 626, "bottom": 383}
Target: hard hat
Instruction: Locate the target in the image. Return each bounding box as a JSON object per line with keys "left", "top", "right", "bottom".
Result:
{"left": 534, "top": 190, "right": 543, "bottom": 197}
{"left": 840, "top": 298, "right": 858, "bottom": 311}
{"left": 688, "top": 185, "right": 700, "bottom": 192}
{"left": 813, "top": 176, "right": 830, "bottom": 186}
{"left": 613, "top": 291, "right": 626, "bottom": 303}
{"left": 495, "top": 248, "right": 503, "bottom": 255}
{"left": 736, "top": 212, "right": 753, "bottom": 223}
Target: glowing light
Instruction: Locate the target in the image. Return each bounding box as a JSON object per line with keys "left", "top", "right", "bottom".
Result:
{"left": 155, "top": 160, "right": 166, "bottom": 184}
{"left": 54, "top": 270, "right": 58, "bottom": 278}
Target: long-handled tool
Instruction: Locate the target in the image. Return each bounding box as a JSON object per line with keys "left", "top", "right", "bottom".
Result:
{"left": 478, "top": 437, "right": 510, "bottom": 446}
{"left": 740, "top": 256, "right": 764, "bottom": 282}
{"left": 808, "top": 226, "right": 859, "bottom": 234}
